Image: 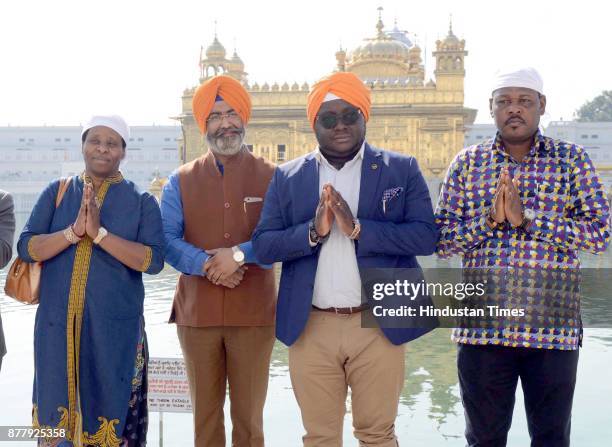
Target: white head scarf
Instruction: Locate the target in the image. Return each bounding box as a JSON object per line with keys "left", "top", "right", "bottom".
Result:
{"left": 491, "top": 67, "right": 544, "bottom": 95}
{"left": 81, "top": 115, "right": 130, "bottom": 145}
{"left": 322, "top": 92, "right": 342, "bottom": 103}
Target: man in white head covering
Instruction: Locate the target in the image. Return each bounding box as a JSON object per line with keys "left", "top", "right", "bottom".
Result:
{"left": 435, "top": 67, "right": 610, "bottom": 446}
{"left": 489, "top": 67, "right": 545, "bottom": 157}
{"left": 491, "top": 66, "right": 544, "bottom": 94}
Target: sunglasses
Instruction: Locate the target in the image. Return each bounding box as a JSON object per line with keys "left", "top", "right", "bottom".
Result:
{"left": 316, "top": 108, "right": 361, "bottom": 129}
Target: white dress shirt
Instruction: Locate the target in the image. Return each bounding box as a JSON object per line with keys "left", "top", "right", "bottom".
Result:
{"left": 312, "top": 143, "right": 364, "bottom": 309}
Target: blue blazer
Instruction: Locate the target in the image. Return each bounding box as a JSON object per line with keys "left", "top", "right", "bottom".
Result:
{"left": 252, "top": 143, "right": 438, "bottom": 346}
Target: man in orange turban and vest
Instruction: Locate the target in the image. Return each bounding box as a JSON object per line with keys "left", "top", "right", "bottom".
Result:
{"left": 161, "top": 75, "right": 276, "bottom": 447}
{"left": 253, "top": 72, "right": 438, "bottom": 446}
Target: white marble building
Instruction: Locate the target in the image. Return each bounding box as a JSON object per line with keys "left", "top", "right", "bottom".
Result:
{"left": 0, "top": 125, "right": 181, "bottom": 223}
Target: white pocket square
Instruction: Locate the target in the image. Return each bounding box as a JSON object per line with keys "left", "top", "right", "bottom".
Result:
{"left": 382, "top": 187, "right": 403, "bottom": 213}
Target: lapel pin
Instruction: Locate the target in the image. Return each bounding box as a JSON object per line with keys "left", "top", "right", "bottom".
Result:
{"left": 371, "top": 163, "right": 378, "bottom": 170}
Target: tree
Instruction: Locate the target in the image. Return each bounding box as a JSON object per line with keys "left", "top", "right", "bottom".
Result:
{"left": 576, "top": 90, "right": 612, "bottom": 122}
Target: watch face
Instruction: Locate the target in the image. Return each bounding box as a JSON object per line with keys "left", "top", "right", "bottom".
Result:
{"left": 524, "top": 209, "right": 536, "bottom": 220}
{"left": 233, "top": 251, "right": 245, "bottom": 263}
{"left": 309, "top": 226, "right": 319, "bottom": 242}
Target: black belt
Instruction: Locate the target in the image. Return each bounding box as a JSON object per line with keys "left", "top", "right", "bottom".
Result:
{"left": 312, "top": 304, "right": 369, "bottom": 315}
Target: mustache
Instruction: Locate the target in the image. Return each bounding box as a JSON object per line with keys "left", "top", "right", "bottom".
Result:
{"left": 505, "top": 116, "right": 525, "bottom": 125}
{"left": 212, "top": 127, "right": 244, "bottom": 138}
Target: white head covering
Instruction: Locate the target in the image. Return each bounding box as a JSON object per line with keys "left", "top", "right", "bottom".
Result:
{"left": 81, "top": 114, "right": 130, "bottom": 144}
{"left": 323, "top": 92, "right": 341, "bottom": 103}
{"left": 491, "top": 67, "right": 544, "bottom": 95}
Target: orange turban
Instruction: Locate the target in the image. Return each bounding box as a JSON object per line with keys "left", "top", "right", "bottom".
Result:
{"left": 192, "top": 75, "right": 251, "bottom": 134}
{"left": 307, "top": 72, "right": 371, "bottom": 128}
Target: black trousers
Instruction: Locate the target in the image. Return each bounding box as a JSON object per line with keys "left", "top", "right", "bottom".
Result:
{"left": 457, "top": 343, "right": 579, "bottom": 447}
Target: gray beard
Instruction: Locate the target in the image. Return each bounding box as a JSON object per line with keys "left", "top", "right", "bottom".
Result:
{"left": 206, "top": 131, "right": 245, "bottom": 156}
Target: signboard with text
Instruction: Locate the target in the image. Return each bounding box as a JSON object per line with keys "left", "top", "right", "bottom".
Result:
{"left": 148, "top": 357, "right": 192, "bottom": 413}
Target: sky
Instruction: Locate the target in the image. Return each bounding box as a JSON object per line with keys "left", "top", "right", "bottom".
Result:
{"left": 0, "top": 0, "right": 609, "bottom": 127}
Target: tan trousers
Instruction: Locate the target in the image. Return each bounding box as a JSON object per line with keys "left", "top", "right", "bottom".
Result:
{"left": 177, "top": 325, "right": 276, "bottom": 447}
{"left": 289, "top": 310, "right": 406, "bottom": 447}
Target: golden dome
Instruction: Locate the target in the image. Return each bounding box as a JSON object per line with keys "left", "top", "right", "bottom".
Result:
{"left": 350, "top": 38, "right": 410, "bottom": 62}
{"left": 442, "top": 28, "right": 460, "bottom": 47}
{"left": 344, "top": 9, "right": 424, "bottom": 83}
{"left": 149, "top": 169, "right": 168, "bottom": 199}
{"left": 228, "top": 50, "right": 244, "bottom": 72}
{"left": 348, "top": 16, "right": 410, "bottom": 63}
{"left": 150, "top": 177, "right": 167, "bottom": 188}
{"left": 206, "top": 36, "right": 226, "bottom": 60}
{"left": 437, "top": 19, "right": 465, "bottom": 51}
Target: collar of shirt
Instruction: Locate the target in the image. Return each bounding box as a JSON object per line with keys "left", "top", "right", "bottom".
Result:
{"left": 215, "top": 159, "right": 224, "bottom": 175}
{"left": 490, "top": 129, "right": 550, "bottom": 160}
{"left": 313, "top": 141, "right": 365, "bottom": 171}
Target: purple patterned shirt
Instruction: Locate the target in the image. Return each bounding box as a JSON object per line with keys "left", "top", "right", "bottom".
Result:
{"left": 435, "top": 131, "right": 610, "bottom": 350}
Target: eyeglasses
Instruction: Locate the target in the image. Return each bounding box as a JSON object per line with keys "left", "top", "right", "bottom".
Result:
{"left": 316, "top": 108, "right": 361, "bottom": 129}
{"left": 206, "top": 110, "right": 241, "bottom": 125}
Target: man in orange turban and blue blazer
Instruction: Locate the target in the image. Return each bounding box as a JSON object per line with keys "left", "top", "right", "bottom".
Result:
{"left": 253, "top": 72, "right": 438, "bottom": 446}
{"left": 161, "top": 75, "right": 276, "bottom": 447}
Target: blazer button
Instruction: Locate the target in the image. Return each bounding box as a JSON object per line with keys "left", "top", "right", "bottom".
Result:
{"left": 224, "top": 202, "right": 230, "bottom": 208}
{"left": 224, "top": 233, "right": 230, "bottom": 239}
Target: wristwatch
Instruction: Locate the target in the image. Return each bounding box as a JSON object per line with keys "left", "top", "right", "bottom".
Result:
{"left": 93, "top": 227, "right": 108, "bottom": 245}
{"left": 232, "top": 246, "right": 245, "bottom": 265}
{"left": 485, "top": 212, "right": 499, "bottom": 229}
{"left": 518, "top": 208, "right": 536, "bottom": 231}
{"left": 309, "top": 220, "right": 330, "bottom": 245}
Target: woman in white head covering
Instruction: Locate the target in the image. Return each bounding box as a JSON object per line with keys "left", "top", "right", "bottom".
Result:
{"left": 17, "top": 115, "right": 166, "bottom": 447}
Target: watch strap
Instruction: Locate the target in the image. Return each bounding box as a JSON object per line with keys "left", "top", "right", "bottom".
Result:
{"left": 518, "top": 215, "right": 533, "bottom": 231}
{"left": 309, "top": 220, "right": 329, "bottom": 245}
{"left": 485, "top": 212, "right": 499, "bottom": 229}
{"left": 93, "top": 227, "right": 108, "bottom": 245}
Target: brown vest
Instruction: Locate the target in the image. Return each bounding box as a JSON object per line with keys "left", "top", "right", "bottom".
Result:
{"left": 171, "top": 149, "right": 276, "bottom": 327}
